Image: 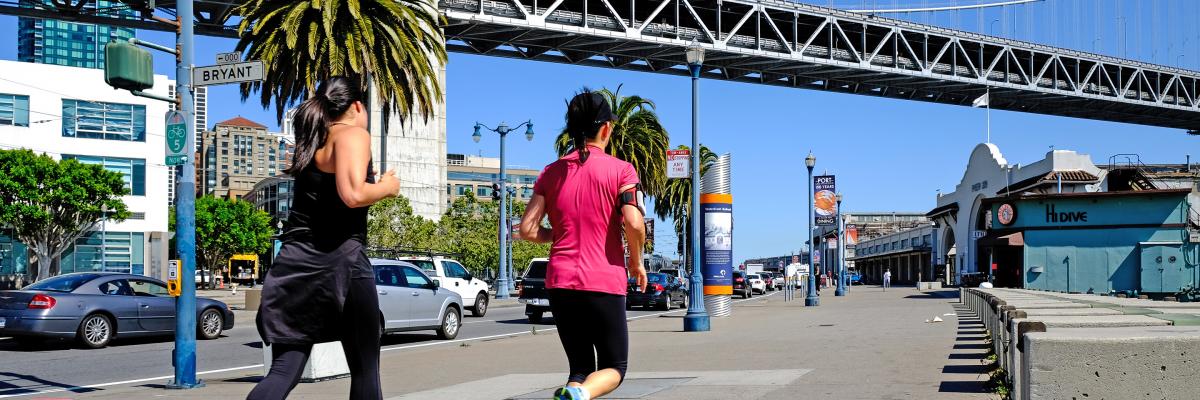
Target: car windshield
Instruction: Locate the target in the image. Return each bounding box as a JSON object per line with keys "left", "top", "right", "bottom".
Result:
{"left": 748, "top": 274, "right": 761, "bottom": 279}
{"left": 525, "top": 261, "right": 547, "bottom": 279}
{"left": 25, "top": 273, "right": 101, "bottom": 292}
{"left": 632, "top": 273, "right": 668, "bottom": 284}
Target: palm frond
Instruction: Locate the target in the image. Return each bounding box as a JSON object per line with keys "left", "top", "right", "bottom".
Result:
{"left": 234, "top": 0, "right": 447, "bottom": 124}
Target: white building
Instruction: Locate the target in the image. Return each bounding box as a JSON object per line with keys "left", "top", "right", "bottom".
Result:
{"left": 368, "top": 63, "right": 448, "bottom": 221}
{"left": 0, "top": 60, "right": 172, "bottom": 282}
{"left": 929, "top": 143, "right": 1104, "bottom": 285}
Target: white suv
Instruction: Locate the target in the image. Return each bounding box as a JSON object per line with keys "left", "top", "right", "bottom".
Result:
{"left": 399, "top": 257, "right": 491, "bottom": 317}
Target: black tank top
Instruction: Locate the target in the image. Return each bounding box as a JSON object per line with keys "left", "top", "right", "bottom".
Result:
{"left": 282, "top": 160, "right": 375, "bottom": 245}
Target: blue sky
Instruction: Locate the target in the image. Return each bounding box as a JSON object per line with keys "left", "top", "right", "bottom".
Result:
{"left": 2, "top": 0, "right": 1197, "bottom": 262}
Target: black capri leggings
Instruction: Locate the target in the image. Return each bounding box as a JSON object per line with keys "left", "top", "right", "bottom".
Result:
{"left": 548, "top": 289, "right": 629, "bottom": 383}
{"left": 247, "top": 277, "right": 382, "bottom": 400}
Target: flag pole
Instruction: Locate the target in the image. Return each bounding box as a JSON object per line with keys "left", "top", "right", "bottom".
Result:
{"left": 985, "top": 87, "right": 991, "bottom": 144}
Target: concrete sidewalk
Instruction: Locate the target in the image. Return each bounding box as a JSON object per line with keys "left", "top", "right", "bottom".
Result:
{"left": 44, "top": 287, "right": 995, "bottom": 400}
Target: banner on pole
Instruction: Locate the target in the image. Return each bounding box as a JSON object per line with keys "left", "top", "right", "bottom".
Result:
{"left": 845, "top": 224, "right": 859, "bottom": 245}
{"left": 701, "top": 194, "right": 733, "bottom": 294}
{"left": 814, "top": 175, "right": 836, "bottom": 226}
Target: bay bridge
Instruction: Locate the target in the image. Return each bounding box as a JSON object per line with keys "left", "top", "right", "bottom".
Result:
{"left": 7, "top": 0, "right": 1200, "bottom": 132}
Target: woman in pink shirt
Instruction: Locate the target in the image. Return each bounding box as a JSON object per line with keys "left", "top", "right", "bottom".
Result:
{"left": 519, "top": 90, "right": 648, "bottom": 400}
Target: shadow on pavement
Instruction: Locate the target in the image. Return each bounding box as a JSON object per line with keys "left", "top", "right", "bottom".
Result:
{"left": 380, "top": 333, "right": 444, "bottom": 346}
{"left": 938, "top": 303, "right": 990, "bottom": 394}
{"left": 0, "top": 372, "right": 100, "bottom": 396}
{"left": 494, "top": 318, "right": 556, "bottom": 326}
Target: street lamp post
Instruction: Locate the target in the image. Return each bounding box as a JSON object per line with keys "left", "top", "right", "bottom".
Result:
{"left": 835, "top": 193, "right": 846, "bottom": 296}
{"left": 473, "top": 121, "right": 534, "bottom": 299}
{"left": 683, "top": 41, "right": 710, "bottom": 332}
{"left": 805, "top": 152, "right": 819, "bottom": 307}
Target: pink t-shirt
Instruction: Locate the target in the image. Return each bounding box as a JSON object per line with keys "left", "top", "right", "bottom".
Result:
{"left": 533, "top": 145, "right": 639, "bottom": 296}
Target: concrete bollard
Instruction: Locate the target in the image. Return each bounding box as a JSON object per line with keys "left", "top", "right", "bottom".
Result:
{"left": 1022, "top": 326, "right": 1200, "bottom": 400}
{"left": 244, "top": 288, "right": 263, "bottom": 311}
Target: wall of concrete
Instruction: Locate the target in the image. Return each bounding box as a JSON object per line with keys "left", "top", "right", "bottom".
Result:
{"left": 369, "top": 62, "right": 447, "bottom": 221}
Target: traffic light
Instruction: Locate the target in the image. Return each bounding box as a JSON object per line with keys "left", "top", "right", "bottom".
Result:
{"left": 104, "top": 41, "right": 154, "bottom": 92}
{"left": 492, "top": 183, "right": 501, "bottom": 201}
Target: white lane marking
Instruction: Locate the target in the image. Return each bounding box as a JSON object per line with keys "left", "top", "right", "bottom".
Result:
{"left": 0, "top": 365, "right": 262, "bottom": 399}
{"left": 4, "top": 291, "right": 782, "bottom": 399}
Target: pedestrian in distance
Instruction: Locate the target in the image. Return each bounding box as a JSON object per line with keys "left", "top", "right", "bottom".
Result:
{"left": 519, "top": 89, "right": 648, "bottom": 400}
{"left": 248, "top": 77, "right": 398, "bottom": 400}
{"left": 883, "top": 269, "right": 892, "bottom": 292}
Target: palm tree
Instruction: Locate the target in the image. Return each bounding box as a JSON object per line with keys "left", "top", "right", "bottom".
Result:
{"left": 233, "top": 0, "right": 447, "bottom": 123}
{"left": 554, "top": 86, "right": 670, "bottom": 197}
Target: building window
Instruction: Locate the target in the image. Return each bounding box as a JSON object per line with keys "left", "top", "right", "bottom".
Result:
{"left": 61, "top": 100, "right": 145, "bottom": 141}
{"left": 59, "top": 231, "right": 145, "bottom": 275}
{"left": 63, "top": 155, "right": 146, "bottom": 196}
{"left": 521, "top": 187, "right": 534, "bottom": 198}
{"left": 477, "top": 186, "right": 493, "bottom": 197}
{"left": 0, "top": 230, "right": 30, "bottom": 276}
{"left": 0, "top": 93, "right": 30, "bottom": 127}
{"left": 454, "top": 185, "right": 472, "bottom": 196}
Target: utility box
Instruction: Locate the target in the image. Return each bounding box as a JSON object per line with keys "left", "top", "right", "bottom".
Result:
{"left": 104, "top": 41, "right": 154, "bottom": 92}
{"left": 1140, "top": 242, "right": 1188, "bottom": 293}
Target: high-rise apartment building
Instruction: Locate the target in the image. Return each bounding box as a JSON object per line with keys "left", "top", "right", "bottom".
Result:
{"left": 17, "top": 1, "right": 136, "bottom": 69}
{"left": 200, "top": 117, "right": 291, "bottom": 199}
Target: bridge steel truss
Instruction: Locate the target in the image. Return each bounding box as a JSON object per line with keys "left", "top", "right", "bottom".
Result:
{"left": 7, "top": 0, "right": 1200, "bottom": 131}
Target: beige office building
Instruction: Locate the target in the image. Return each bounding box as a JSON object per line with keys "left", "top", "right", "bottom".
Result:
{"left": 446, "top": 153, "right": 539, "bottom": 206}
{"left": 200, "top": 116, "right": 290, "bottom": 199}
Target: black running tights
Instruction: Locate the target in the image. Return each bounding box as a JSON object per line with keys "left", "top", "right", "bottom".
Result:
{"left": 548, "top": 289, "right": 629, "bottom": 384}
{"left": 247, "top": 277, "right": 382, "bottom": 400}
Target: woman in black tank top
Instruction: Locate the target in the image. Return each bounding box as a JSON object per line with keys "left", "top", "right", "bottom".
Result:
{"left": 249, "top": 77, "right": 400, "bottom": 400}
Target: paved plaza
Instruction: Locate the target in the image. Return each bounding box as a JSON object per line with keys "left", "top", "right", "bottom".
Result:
{"left": 16, "top": 287, "right": 996, "bottom": 400}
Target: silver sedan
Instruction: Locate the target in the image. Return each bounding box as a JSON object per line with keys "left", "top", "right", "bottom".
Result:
{"left": 0, "top": 272, "right": 235, "bottom": 348}
{"left": 370, "top": 259, "right": 462, "bottom": 340}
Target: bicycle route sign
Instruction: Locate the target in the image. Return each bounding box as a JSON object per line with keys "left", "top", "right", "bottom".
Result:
{"left": 165, "top": 110, "right": 188, "bottom": 166}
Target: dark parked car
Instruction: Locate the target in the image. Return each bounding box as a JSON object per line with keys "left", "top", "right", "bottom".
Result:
{"left": 732, "top": 271, "right": 753, "bottom": 299}
{"left": 0, "top": 272, "right": 235, "bottom": 348}
{"left": 517, "top": 258, "right": 550, "bottom": 323}
{"left": 626, "top": 273, "right": 687, "bottom": 310}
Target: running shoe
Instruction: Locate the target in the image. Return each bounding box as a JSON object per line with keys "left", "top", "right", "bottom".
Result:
{"left": 553, "top": 386, "right": 588, "bottom": 400}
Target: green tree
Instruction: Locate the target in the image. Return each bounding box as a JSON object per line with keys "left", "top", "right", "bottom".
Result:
{"left": 233, "top": 0, "right": 447, "bottom": 123}
{"left": 555, "top": 86, "right": 670, "bottom": 197}
{"left": 0, "top": 149, "right": 129, "bottom": 281}
{"left": 191, "top": 196, "right": 273, "bottom": 288}
{"left": 367, "top": 195, "right": 439, "bottom": 250}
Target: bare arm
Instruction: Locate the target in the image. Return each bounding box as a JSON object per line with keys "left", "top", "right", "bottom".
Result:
{"left": 332, "top": 128, "right": 399, "bottom": 208}
{"left": 620, "top": 183, "right": 647, "bottom": 291}
{"left": 519, "top": 194, "right": 553, "bottom": 243}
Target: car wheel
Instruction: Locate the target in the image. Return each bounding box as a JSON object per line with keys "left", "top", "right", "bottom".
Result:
{"left": 199, "top": 308, "right": 223, "bottom": 340}
{"left": 528, "top": 312, "right": 543, "bottom": 324}
{"left": 472, "top": 293, "right": 488, "bottom": 317}
{"left": 659, "top": 295, "right": 671, "bottom": 311}
{"left": 436, "top": 307, "right": 461, "bottom": 340}
{"left": 77, "top": 313, "right": 113, "bottom": 349}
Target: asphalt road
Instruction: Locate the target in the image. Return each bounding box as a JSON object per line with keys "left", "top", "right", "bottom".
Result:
{"left": 0, "top": 297, "right": 692, "bottom": 398}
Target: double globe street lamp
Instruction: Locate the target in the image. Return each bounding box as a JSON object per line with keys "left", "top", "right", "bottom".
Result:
{"left": 473, "top": 120, "right": 534, "bottom": 299}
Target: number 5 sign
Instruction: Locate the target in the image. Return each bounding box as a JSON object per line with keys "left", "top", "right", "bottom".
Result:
{"left": 165, "top": 110, "right": 189, "bottom": 166}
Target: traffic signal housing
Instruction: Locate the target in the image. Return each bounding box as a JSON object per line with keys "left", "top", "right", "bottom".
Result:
{"left": 492, "top": 183, "right": 502, "bottom": 201}
{"left": 104, "top": 41, "right": 154, "bottom": 92}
